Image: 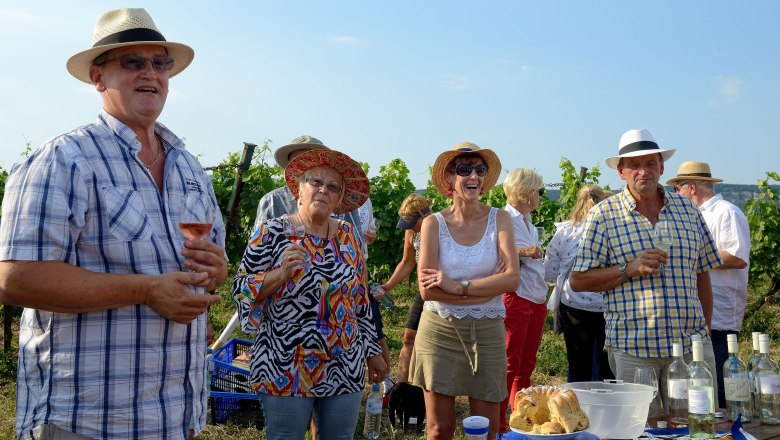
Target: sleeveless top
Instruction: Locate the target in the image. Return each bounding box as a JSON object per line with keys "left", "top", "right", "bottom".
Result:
{"left": 425, "top": 207, "right": 505, "bottom": 319}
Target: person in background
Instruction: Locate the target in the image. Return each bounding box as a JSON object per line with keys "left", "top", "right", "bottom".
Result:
{"left": 569, "top": 129, "right": 721, "bottom": 416}
{"left": 499, "top": 168, "right": 549, "bottom": 433}
{"left": 544, "top": 184, "right": 615, "bottom": 382}
{"left": 381, "top": 193, "right": 433, "bottom": 383}
{"left": 412, "top": 142, "right": 519, "bottom": 440}
{"left": 0, "top": 8, "right": 227, "bottom": 439}
{"left": 667, "top": 161, "right": 750, "bottom": 407}
{"left": 233, "top": 149, "right": 386, "bottom": 440}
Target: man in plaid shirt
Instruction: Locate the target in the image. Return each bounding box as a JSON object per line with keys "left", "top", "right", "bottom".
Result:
{"left": 570, "top": 129, "right": 721, "bottom": 415}
{"left": 0, "top": 8, "right": 227, "bottom": 440}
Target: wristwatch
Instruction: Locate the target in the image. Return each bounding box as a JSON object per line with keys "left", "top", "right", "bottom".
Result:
{"left": 460, "top": 280, "right": 470, "bottom": 297}
{"left": 618, "top": 263, "right": 629, "bottom": 283}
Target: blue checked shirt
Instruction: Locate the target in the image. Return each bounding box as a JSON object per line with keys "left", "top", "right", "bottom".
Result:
{"left": 572, "top": 186, "right": 721, "bottom": 358}
{"left": 0, "top": 111, "right": 225, "bottom": 440}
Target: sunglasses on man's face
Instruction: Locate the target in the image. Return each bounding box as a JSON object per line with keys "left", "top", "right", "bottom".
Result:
{"left": 454, "top": 163, "right": 488, "bottom": 177}
{"left": 98, "top": 54, "right": 175, "bottom": 72}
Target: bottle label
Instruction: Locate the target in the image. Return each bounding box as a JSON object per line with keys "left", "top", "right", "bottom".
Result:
{"left": 668, "top": 379, "right": 688, "bottom": 399}
{"left": 759, "top": 375, "right": 780, "bottom": 395}
{"left": 688, "top": 388, "right": 712, "bottom": 415}
{"left": 366, "top": 397, "right": 382, "bottom": 414}
{"left": 724, "top": 377, "right": 750, "bottom": 401}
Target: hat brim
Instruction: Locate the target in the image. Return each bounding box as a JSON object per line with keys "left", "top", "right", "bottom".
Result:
{"left": 666, "top": 175, "right": 723, "bottom": 185}
{"left": 66, "top": 41, "right": 194, "bottom": 84}
{"left": 605, "top": 148, "right": 676, "bottom": 169}
{"left": 431, "top": 148, "right": 502, "bottom": 197}
{"left": 284, "top": 150, "right": 369, "bottom": 215}
{"left": 396, "top": 216, "right": 418, "bottom": 230}
{"left": 274, "top": 142, "right": 330, "bottom": 169}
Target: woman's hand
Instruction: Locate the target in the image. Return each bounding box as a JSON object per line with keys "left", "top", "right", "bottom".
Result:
{"left": 491, "top": 259, "right": 507, "bottom": 275}
{"left": 518, "top": 245, "right": 543, "bottom": 259}
{"left": 419, "top": 268, "right": 456, "bottom": 294}
{"left": 367, "top": 355, "right": 388, "bottom": 384}
{"left": 279, "top": 243, "right": 307, "bottom": 279}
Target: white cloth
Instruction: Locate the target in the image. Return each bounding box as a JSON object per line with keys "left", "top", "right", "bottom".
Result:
{"left": 544, "top": 220, "right": 606, "bottom": 312}
{"left": 425, "top": 208, "right": 505, "bottom": 319}
{"left": 504, "top": 204, "right": 548, "bottom": 304}
{"left": 699, "top": 194, "right": 751, "bottom": 331}
{"left": 356, "top": 198, "right": 375, "bottom": 258}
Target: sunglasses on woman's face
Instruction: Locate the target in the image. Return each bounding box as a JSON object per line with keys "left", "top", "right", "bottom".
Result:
{"left": 538, "top": 188, "right": 545, "bottom": 196}
{"left": 454, "top": 163, "right": 488, "bottom": 177}
{"left": 97, "top": 54, "right": 175, "bottom": 72}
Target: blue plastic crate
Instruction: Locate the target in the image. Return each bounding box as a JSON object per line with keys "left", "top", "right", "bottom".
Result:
{"left": 211, "top": 338, "right": 253, "bottom": 394}
{"left": 209, "top": 391, "right": 264, "bottom": 429}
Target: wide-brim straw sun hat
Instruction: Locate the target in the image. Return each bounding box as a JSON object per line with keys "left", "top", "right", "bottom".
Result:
{"left": 285, "top": 149, "right": 369, "bottom": 215}
{"left": 67, "top": 8, "right": 194, "bottom": 84}
{"left": 274, "top": 135, "right": 331, "bottom": 169}
{"left": 666, "top": 161, "right": 723, "bottom": 185}
{"left": 604, "top": 129, "right": 676, "bottom": 169}
{"left": 431, "top": 142, "right": 502, "bottom": 197}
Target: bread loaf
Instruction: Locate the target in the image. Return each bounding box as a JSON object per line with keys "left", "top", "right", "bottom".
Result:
{"left": 508, "top": 385, "right": 589, "bottom": 434}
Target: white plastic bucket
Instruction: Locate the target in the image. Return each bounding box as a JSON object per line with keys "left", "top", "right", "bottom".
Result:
{"left": 565, "top": 381, "right": 654, "bottom": 439}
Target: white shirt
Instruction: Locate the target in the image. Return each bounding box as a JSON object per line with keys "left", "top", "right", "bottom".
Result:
{"left": 544, "top": 220, "right": 606, "bottom": 312}
{"left": 699, "top": 194, "right": 751, "bottom": 331}
{"left": 504, "top": 204, "right": 548, "bottom": 304}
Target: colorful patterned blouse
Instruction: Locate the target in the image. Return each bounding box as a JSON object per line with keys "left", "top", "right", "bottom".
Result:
{"left": 232, "top": 218, "right": 381, "bottom": 397}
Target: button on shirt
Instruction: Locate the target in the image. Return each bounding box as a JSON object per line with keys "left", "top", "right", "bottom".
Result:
{"left": 504, "top": 204, "right": 548, "bottom": 304}
{"left": 572, "top": 187, "right": 721, "bottom": 358}
{"left": 699, "top": 194, "right": 751, "bottom": 331}
{"left": 0, "top": 111, "right": 226, "bottom": 440}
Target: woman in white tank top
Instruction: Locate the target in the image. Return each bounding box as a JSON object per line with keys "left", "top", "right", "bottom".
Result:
{"left": 408, "top": 143, "right": 519, "bottom": 440}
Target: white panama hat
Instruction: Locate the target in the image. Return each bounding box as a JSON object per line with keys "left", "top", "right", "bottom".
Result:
{"left": 66, "top": 8, "right": 194, "bottom": 84}
{"left": 605, "top": 129, "right": 676, "bottom": 169}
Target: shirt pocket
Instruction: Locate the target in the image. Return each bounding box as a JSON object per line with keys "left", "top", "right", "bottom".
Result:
{"left": 101, "top": 186, "right": 153, "bottom": 242}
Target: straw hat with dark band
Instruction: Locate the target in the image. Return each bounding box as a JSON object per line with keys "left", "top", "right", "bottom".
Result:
{"left": 666, "top": 161, "right": 723, "bottom": 185}
{"left": 285, "top": 149, "right": 369, "bottom": 214}
{"left": 605, "top": 129, "right": 676, "bottom": 169}
{"left": 67, "top": 8, "right": 194, "bottom": 84}
{"left": 431, "top": 142, "right": 502, "bottom": 197}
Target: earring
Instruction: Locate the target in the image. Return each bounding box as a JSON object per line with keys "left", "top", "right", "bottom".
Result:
{"left": 446, "top": 185, "right": 453, "bottom": 197}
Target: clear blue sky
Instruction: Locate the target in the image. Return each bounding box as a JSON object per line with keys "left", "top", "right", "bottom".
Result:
{"left": 2, "top": 1, "right": 778, "bottom": 190}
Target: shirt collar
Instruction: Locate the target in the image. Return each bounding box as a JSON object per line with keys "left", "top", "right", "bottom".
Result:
{"left": 618, "top": 184, "right": 668, "bottom": 212}
{"left": 698, "top": 193, "right": 722, "bottom": 212}
{"left": 97, "top": 110, "right": 185, "bottom": 153}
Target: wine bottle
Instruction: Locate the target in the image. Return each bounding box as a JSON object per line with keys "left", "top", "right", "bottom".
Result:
{"left": 667, "top": 341, "right": 689, "bottom": 426}
{"left": 748, "top": 331, "right": 762, "bottom": 418}
{"left": 755, "top": 334, "right": 780, "bottom": 424}
{"left": 688, "top": 340, "right": 716, "bottom": 438}
{"left": 723, "top": 334, "right": 751, "bottom": 422}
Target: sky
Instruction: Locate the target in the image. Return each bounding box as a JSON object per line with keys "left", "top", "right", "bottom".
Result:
{"left": 1, "top": 1, "right": 778, "bottom": 191}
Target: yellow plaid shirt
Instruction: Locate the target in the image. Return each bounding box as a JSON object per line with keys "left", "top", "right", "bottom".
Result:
{"left": 572, "top": 186, "right": 721, "bottom": 358}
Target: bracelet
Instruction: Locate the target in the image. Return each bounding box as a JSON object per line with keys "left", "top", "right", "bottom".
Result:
{"left": 618, "top": 263, "right": 629, "bottom": 283}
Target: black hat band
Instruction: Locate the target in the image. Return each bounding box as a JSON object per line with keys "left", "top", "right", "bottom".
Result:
{"left": 93, "top": 28, "right": 167, "bottom": 48}
{"left": 619, "top": 141, "right": 659, "bottom": 155}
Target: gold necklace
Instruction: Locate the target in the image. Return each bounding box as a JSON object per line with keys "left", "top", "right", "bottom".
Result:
{"left": 143, "top": 134, "right": 164, "bottom": 170}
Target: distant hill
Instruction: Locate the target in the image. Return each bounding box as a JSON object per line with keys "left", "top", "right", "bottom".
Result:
{"left": 545, "top": 184, "right": 778, "bottom": 210}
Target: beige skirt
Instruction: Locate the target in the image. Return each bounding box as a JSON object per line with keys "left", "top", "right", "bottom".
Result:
{"left": 409, "top": 309, "right": 508, "bottom": 402}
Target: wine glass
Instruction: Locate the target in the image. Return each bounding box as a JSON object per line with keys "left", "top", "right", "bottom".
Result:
{"left": 634, "top": 367, "right": 663, "bottom": 417}
{"left": 535, "top": 226, "right": 545, "bottom": 244}
{"left": 281, "top": 215, "right": 309, "bottom": 271}
{"left": 367, "top": 218, "right": 380, "bottom": 234}
{"left": 179, "top": 192, "right": 215, "bottom": 293}
{"left": 653, "top": 220, "right": 673, "bottom": 273}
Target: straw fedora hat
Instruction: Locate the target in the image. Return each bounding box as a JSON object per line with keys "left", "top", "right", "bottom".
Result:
{"left": 285, "top": 149, "right": 369, "bottom": 214}
{"left": 431, "top": 142, "right": 502, "bottom": 197}
{"left": 666, "top": 161, "right": 723, "bottom": 185}
{"left": 605, "top": 129, "right": 676, "bottom": 169}
{"left": 66, "top": 8, "right": 194, "bottom": 84}
{"left": 274, "top": 135, "right": 331, "bottom": 169}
